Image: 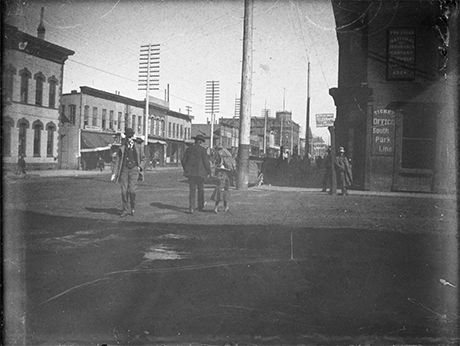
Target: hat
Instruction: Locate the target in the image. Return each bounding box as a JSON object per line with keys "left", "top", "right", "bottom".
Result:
{"left": 216, "top": 164, "right": 230, "bottom": 171}
{"left": 192, "top": 134, "right": 206, "bottom": 142}
{"left": 125, "top": 128, "right": 134, "bottom": 138}
{"left": 338, "top": 146, "right": 345, "bottom": 152}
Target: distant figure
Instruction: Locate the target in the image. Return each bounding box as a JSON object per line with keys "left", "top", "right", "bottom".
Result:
{"left": 211, "top": 165, "right": 231, "bottom": 213}
{"left": 335, "top": 146, "right": 353, "bottom": 196}
{"left": 112, "top": 128, "right": 146, "bottom": 218}
{"left": 181, "top": 134, "right": 211, "bottom": 214}
{"left": 321, "top": 147, "right": 332, "bottom": 193}
{"left": 17, "top": 155, "right": 26, "bottom": 175}
{"left": 97, "top": 156, "right": 105, "bottom": 172}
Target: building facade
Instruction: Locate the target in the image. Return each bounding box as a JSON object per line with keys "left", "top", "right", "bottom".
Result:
{"left": 60, "top": 87, "right": 192, "bottom": 169}
{"left": 330, "top": 0, "right": 458, "bottom": 193}
{"left": 2, "top": 23, "right": 74, "bottom": 171}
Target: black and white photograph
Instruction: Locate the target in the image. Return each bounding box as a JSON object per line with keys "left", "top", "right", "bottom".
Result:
{"left": 2, "top": 0, "right": 459, "bottom": 345}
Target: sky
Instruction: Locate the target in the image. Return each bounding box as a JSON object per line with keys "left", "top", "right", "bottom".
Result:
{"left": 5, "top": 0, "right": 338, "bottom": 142}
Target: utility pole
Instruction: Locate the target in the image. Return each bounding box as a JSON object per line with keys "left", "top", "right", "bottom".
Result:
{"left": 185, "top": 106, "right": 192, "bottom": 116}
{"left": 236, "top": 0, "right": 253, "bottom": 190}
{"left": 305, "top": 61, "right": 311, "bottom": 158}
{"left": 138, "top": 43, "right": 160, "bottom": 155}
{"left": 205, "top": 80, "right": 220, "bottom": 149}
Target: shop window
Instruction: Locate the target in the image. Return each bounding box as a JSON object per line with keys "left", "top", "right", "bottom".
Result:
{"left": 109, "top": 110, "right": 114, "bottom": 130}
{"left": 402, "top": 112, "right": 436, "bottom": 169}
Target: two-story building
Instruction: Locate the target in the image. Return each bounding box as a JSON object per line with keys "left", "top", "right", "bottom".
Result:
{"left": 3, "top": 19, "right": 74, "bottom": 171}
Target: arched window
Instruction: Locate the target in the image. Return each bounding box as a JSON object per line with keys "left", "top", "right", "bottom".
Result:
{"left": 3, "top": 64, "right": 16, "bottom": 101}
{"left": 46, "top": 123, "right": 56, "bottom": 157}
{"left": 3, "top": 117, "right": 14, "bottom": 156}
{"left": 155, "top": 118, "right": 160, "bottom": 135}
{"left": 17, "top": 118, "right": 29, "bottom": 156}
{"left": 19, "top": 68, "right": 31, "bottom": 103}
{"left": 161, "top": 119, "right": 165, "bottom": 137}
{"left": 48, "top": 76, "right": 58, "bottom": 108}
{"left": 34, "top": 72, "right": 45, "bottom": 106}
{"left": 33, "top": 120, "right": 44, "bottom": 157}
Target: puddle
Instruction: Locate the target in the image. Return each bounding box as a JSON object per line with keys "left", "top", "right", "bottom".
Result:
{"left": 143, "top": 244, "right": 187, "bottom": 260}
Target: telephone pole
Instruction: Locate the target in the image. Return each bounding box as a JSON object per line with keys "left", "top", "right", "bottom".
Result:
{"left": 305, "top": 61, "right": 311, "bottom": 158}
{"left": 205, "top": 80, "right": 220, "bottom": 149}
{"left": 236, "top": 0, "right": 254, "bottom": 190}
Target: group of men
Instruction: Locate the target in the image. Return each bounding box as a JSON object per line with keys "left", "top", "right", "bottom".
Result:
{"left": 111, "top": 128, "right": 210, "bottom": 218}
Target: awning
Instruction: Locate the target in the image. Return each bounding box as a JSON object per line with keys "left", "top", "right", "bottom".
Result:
{"left": 81, "top": 131, "right": 116, "bottom": 153}
{"left": 148, "top": 139, "right": 167, "bottom": 145}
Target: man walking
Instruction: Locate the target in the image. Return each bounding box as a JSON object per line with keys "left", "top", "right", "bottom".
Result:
{"left": 181, "top": 134, "right": 211, "bottom": 214}
{"left": 335, "top": 146, "right": 353, "bottom": 196}
{"left": 112, "top": 128, "right": 146, "bottom": 218}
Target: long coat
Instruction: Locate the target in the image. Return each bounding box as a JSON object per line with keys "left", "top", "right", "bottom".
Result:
{"left": 181, "top": 143, "right": 211, "bottom": 178}
{"left": 335, "top": 155, "right": 353, "bottom": 186}
{"left": 113, "top": 140, "right": 146, "bottom": 184}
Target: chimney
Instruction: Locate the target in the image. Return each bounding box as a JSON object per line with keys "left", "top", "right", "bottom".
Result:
{"left": 37, "top": 7, "right": 46, "bottom": 40}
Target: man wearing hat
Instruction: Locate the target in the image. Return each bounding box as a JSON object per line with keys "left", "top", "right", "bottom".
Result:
{"left": 181, "top": 134, "right": 211, "bottom": 213}
{"left": 112, "top": 128, "right": 146, "bottom": 217}
{"left": 335, "top": 146, "right": 353, "bottom": 196}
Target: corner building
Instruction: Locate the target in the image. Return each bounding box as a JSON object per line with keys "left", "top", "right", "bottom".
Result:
{"left": 330, "top": 0, "right": 458, "bottom": 193}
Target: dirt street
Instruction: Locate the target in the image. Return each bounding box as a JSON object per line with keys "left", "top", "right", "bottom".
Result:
{"left": 3, "top": 169, "right": 458, "bottom": 345}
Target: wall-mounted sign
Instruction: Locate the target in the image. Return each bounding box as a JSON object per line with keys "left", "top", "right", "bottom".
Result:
{"left": 315, "top": 113, "right": 335, "bottom": 127}
{"left": 372, "top": 109, "right": 395, "bottom": 156}
{"left": 387, "top": 28, "right": 415, "bottom": 80}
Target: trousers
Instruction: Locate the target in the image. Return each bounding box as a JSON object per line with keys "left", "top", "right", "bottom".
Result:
{"left": 188, "top": 176, "right": 205, "bottom": 211}
{"left": 120, "top": 166, "right": 139, "bottom": 212}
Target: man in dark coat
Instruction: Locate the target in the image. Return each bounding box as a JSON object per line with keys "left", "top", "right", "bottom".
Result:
{"left": 112, "top": 128, "right": 146, "bottom": 217}
{"left": 181, "top": 134, "right": 211, "bottom": 214}
{"left": 335, "top": 146, "right": 353, "bottom": 196}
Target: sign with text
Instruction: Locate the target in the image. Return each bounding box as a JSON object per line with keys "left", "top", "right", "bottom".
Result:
{"left": 315, "top": 113, "right": 335, "bottom": 127}
{"left": 387, "top": 28, "right": 415, "bottom": 80}
{"left": 372, "top": 109, "right": 395, "bottom": 156}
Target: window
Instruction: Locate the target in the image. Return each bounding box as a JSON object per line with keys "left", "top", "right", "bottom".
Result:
{"left": 35, "top": 73, "right": 44, "bottom": 106}
{"left": 92, "top": 107, "right": 98, "bottom": 126}
{"left": 84, "top": 106, "right": 89, "bottom": 126}
{"left": 138, "top": 116, "right": 142, "bottom": 133}
{"left": 132, "top": 115, "right": 136, "bottom": 131}
{"left": 168, "top": 122, "right": 171, "bottom": 137}
{"left": 180, "top": 125, "right": 183, "bottom": 139}
{"left": 48, "top": 79, "right": 57, "bottom": 108}
{"left": 109, "top": 110, "right": 114, "bottom": 130}
{"left": 172, "top": 123, "right": 176, "bottom": 138}
{"left": 402, "top": 108, "right": 436, "bottom": 170}
{"left": 69, "top": 105, "right": 76, "bottom": 125}
{"left": 3, "top": 65, "right": 15, "bottom": 101}
{"left": 33, "top": 122, "right": 43, "bottom": 156}
{"left": 18, "top": 122, "right": 28, "bottom": 156}
{"left": 20, "top": 70, "right": 30, "bottom": 103}
{"left": 3, "top": 118, "right": 14, "bottom": 156}
{"left": 161, "top": 120, "right": 165, "bottom": 137}
{"left": 102, "top": 109, "right": 107, "bottom": 129}
{"left": 156, "top": 118, "right": 160, "bottom": 135}
{"left": 47, "top": 124, "right": 55, "bottom": 157}
{"left": 118, "top": 112, "right": 122, "bottom": 130}
{"left": 124, "top": 113, "right": 129, "bottom": 128}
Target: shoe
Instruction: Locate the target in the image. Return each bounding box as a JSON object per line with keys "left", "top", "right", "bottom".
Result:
{"left": 120, "top": 211, "right": 130, "bottom": 218}
{"left": 189, "top": 208, "right": 194, "bottom": 214}
{"left": 214, "top": 208, "right": 218, "bottom": 213}
{"left": 131, "top": 209, "right": 135, "bottom": 216}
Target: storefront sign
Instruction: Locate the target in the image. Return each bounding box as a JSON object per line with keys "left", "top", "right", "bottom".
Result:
{"left": 387, "top": 28, "right": 415, "bottom": 80}
{"left": 316, "top": 113, "right": 335, "bottom": 127}
{"left": 372, "top": 109, "right": 395, "bottom": 156}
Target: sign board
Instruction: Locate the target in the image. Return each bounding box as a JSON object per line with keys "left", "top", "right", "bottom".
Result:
{"left": 387, "top": 28, "right": 415, "bottom": 80}
{"left": 315, "top": 113, "right": 335, "bottom": 127}
{"left": 372, "top": 109, "right": 395, "bottom": 156}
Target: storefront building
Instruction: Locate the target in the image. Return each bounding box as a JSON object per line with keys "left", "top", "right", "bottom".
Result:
{"left": 330, "top": 0, "right": 458, "bottom": 193}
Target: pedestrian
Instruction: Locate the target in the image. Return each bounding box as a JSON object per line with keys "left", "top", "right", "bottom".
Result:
{"left": 111, "top": 128, "right": 146, "bottom": 218}
{"left": 321, "top": 147, "right": 332, "bottom": 193}
{"left": 335, "top": 146, "right": 353, "bottom": 196}
{"left": 211, "top": 164, "right": 231, "bottom": 213}
{"left": 181, "top": 134, "right": 211, "bottom": 214}
{"left": 97, "top": 156, "right": 105, "bottom": 172}
{"left": 17, "top": 155, "right": 26, "bottom": 175}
